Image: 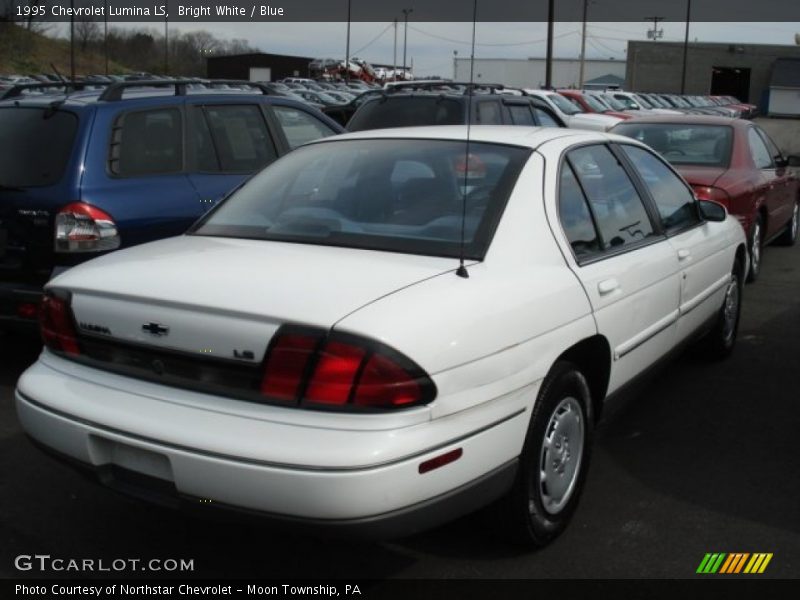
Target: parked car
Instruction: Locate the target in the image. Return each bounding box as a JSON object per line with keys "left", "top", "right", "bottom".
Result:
{"left": 611, "top": 116, "right": 799, "bottom": 281}
{"left": 523, "top": 89, "right": 622, "bottom": 131}
{"left": 602, "top": 91, "right": 682, "bottom": 115}
{"left": 558, "top": 89, "right": 633, "bottom": 120}
{"left": 347, "top": 84, "right": 565, "bottom": 132}
{"left": 0, "top": 80, "right": 343, "bottom": 332}
{"left": 16, "top": 125, "right": 746, "bottom": 546}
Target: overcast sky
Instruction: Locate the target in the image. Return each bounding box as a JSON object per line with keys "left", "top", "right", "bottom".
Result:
{"left": 71, "top": 21, "right": 800, "bottom": 76}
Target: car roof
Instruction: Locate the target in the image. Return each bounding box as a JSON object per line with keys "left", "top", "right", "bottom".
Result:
{"left": 314, "top": 125, "right": 627, "bottom": 150}
{"left": 611, "top": 114, "right": 748, "bottom": 128}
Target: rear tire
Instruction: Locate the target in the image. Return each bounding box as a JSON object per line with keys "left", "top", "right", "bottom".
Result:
{"left": 746, "top": 215, "right": 763, "bottom": 283}
{"left": 705, "top": 256, "right": 744, "bottom": 359}
{"left": 776, "top": 201, "right": 799, "bottom": 247}
{"left": 495, "top": 361, "right": 593, "bottom": 547}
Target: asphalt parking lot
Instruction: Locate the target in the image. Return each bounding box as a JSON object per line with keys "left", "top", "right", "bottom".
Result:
{"left": 1, "top": 242, "right": 798, "bottom": 581}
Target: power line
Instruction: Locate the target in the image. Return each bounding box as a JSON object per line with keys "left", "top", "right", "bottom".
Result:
{"left": 408, "top": 24, "right": 578, "bottom": 47}
{"left": 351, "top": 22, "right": 394, "bottom": 57}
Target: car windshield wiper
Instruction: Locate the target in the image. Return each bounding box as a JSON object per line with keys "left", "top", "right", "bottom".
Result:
{"left": 0, "top": 184, "right": 25, "bottom": 192}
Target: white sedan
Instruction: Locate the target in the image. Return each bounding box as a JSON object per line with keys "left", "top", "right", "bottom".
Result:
{"left": 523, "top": 89, "right": 623, "bottom": 131}
{"left": 16, "top": 126, "right": 747, "bottom": 546}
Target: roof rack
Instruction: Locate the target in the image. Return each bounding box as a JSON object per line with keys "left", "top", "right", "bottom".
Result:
{"left": 1, "top": 81, "right": 109, "bottom": 100}
{"left": 98, "top": 79, "right": 274, "bottom": 102}
{"left": 384, "top": 81, "right": 510, "bottom": 95}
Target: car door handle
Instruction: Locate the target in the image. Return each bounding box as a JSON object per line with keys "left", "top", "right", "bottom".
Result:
{"left": 597, "top": 278, "right": 619, "bottom": 295}
{"left": 677, "top": 249, "right": 692, "bottom": 261}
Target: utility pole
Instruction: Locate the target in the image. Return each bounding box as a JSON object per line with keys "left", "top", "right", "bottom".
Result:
{"left": 104, "top": 0, "right": 108, "bottom": 76}
{"left": 69, "top": 0, "right": 75, "bottom": 82}
{"left": 680, "top": 0, "right": 692, "bottom": 94}
{"left": 392, "top": 18, "right": 397, "bottom": 82}
{"left": 345, "top": 0, "right": 351, "bottom": 81}
{"left": 164, "top": 15, "right": 169, "bottom": 75}
{"left": 578, "top": 0, "right": 589, "bottom": 88}
{"left": 645, "top": 16, "right": 664, "bottom": 41}
{"left": 545, "top": 0, "right": 554, "bottom": 88}
{"left": 402, "top": 8, "right": 413, "bottom": 79}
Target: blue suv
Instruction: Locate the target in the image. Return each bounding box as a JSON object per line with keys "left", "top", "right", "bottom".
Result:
{"left": 0, "top": 80, "right": 343, "bottom": 331}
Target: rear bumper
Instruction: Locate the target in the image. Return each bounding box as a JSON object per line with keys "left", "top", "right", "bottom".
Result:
{"left": 15, "top": 355, "right": 531, "bottom": 537}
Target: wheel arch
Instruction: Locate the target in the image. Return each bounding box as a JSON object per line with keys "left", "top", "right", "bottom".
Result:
{"left": 554, "top": 335, "right": 611, "bottom": 423}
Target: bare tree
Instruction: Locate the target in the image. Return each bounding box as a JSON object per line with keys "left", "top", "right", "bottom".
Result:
{"left": 75, "top": 18, "right": 100, "bottom": 51}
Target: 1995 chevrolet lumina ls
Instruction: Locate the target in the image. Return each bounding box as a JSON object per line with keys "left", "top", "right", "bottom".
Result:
{"left": 16, "top": 126, "right": 747, "bottom": 546}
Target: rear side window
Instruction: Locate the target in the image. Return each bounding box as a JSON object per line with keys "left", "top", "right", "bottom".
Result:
{"left": 748, "top": 128, "right": 773, "bottom": 169}
{"left": 474, "top": 101, "right": 503, "bottom": 125}
{"left": 203, "top": 105, "right": 278, "bottom": 172}
{"left": 109, "top": 108, "right": 182, "bottom": 177}
{"left": 347, "top": 97, "right": 464, "bottom": 132}
{"left": 567, "top": 145, "right": 657, "bottom": 251}
{"left": 0, "top": 108, "right": 77, "bottom": 187}
{"left": 272, "top": 106, "right": 338, "bottom": 149}
{"left": 534, "top": 107, "right": 560, "bottom": 128}
{"left": 558, "top": 163, "right": 601, "bottom": 258}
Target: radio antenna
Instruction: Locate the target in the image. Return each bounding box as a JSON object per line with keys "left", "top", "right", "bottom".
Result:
{"left": 456, "top": 0, "right": 479, "bottom": 279}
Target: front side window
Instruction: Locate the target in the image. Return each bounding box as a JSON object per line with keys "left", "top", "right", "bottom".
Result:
{"left": 110, "top": 108, "right": 182, "bottom": 177}
{"left": 620, "top": 144, "right": 700, "bottom": 233}
{"left": 567, "top": 145, "right": 657, "bottom": 250}
{"left": 272, "top": 105, "right": 338, "bottom": 149}
{"left": 193, "top": 139, "right": 530, "bottom": 260}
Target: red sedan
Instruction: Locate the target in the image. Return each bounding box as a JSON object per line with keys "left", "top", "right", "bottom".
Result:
{"left": 611, "top": 115, "right": 799, "bottom": 282}
{"left": 558, "top": 90, "right": 633, "bottom": 120}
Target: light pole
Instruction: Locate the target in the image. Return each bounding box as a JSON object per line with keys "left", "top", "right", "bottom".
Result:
{"left": 345, "top": 0, "right": 351, "bottom": 81}
{"left": 680, "top": 0, "right": 692, "bottom": 94}
{"left": 164, "top": 14, "right": 169, "bottom": 75}
{"left": 104, "top": 0, "right": 108, "bottom": 76}
{"left": 578, "top": 0, "right": 589, "bottom": 88}
{"left": 402, "top": 8, "right": 413, "bottom": 78}
{"left": 545, "top": 0, "right": 554, "bottom": 88}
{"left": 69, "top": 0, "right": 75, "bottom": 82}
{"left": 392, "top": 18, "right": 397, "bottom": 82}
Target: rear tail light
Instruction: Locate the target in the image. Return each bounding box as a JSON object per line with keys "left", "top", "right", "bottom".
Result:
{"left": 55, "top": 202, "right": 120, "bottom": 253}
{"left": 693, "top": 185, "right": 731, "bottom": 208}
{"left": 40, "top": 292, "right": 80, "bottom": 355}
{"left": 260, "top": 328, "right": 435, "bottom": 411}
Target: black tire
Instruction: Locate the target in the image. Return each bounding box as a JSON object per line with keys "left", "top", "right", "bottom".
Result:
{"left": 746, "top": 215, "right": 763, "bottom": 283}
{"left": 776, "top": 201, "right": 799, "bottom": 247}
{"left": 495, "top": 361, "right": 593, "bottom": 547}
{"left": 705, "top": 256, "right": 744, "bottom": 359}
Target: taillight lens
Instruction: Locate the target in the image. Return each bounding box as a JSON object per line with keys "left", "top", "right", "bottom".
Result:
{"left": 260, "top": 329, "right": 435, "bottom": 411}
{"left": 693, "top": 185, "right": 731, "bottom": 208}
{"left": 40, "top": 293, "right": 80, "bottom": 355}
{"left": 55, "top": 202, "right": 120, "bottom": 253}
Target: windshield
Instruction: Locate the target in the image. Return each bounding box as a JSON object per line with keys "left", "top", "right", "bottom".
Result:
{"left": 599, "top": 95, "right": 626, "bottom": 111}
{"left": 347, "top": 97, "right": 464, "bottom": 131}
{"left": 611, "top": 95, "right": 639, "bottom": 110}
{"left": 634, "top": 95, "right": 655, "bottom": 109}
{"left": 192, "top": 139, "right": 531, "bottom": 260}
{"left": 548, "top": 93, "right": 582, "bottom": 115}
{"left": 0, "top": 108, "right": 77, "bottom": 187}
{"left": 612, "top": 123, "right": 733, "bottom": 168}
{"left": 581, "top": 94, "right": 608, "bottom": 113}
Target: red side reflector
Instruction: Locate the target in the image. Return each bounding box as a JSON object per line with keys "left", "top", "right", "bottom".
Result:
{"left": 40, "top": 294, "right": 80, "bottom": 355}
{"left": 419, "top": 448, "right": 463, "bottom": 474}
{"left": 305, "top": 341, "right": 366, "bottom": 405}
{"left": 261, "top": 334, "right": 318, "bottom": 402}
{"left": 17, "top": 302, "right": 39, "bottom": 320}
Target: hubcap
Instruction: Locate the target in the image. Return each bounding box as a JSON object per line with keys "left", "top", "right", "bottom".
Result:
{"left": 751, "top": 222, "right": 761, "bottom": 273}
{"left": 535, "top": 397, "right": 585, "bottom": 516}
{"left": 722, "top": 275, "right": 740, "bottom": 343}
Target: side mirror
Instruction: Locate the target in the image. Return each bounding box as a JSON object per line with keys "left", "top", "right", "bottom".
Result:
{"left": 698, "top": 199, "right": 727, "bottom": 222}
{"left": 787, "top": 155, "right": 800, "bottom": 167}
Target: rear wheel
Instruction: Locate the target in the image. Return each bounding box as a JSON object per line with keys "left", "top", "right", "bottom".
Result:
{"left": 496, "top": 362, "right": 593, "bottom": 547}
{"left": 776, "top": 201, "right": 799, "bottom": 247}
{"left": 746, "top": 216, "right": 763, "bottom": 283}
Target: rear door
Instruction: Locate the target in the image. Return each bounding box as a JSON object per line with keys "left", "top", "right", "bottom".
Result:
{"left": 755, "top": 126, "right": 795, "bottom": 234}
{"left": 746, "top": 126, "right": 785, "bottom": 239}
{"left": 553, "top": 143, "right": 681, "bottom": 393}
{"left": 184, "top": 100, "right": 281, "bottom": 212}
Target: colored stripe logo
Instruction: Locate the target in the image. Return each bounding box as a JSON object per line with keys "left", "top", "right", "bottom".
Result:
{"left": 697, "top": 553, "right": 773, "bottom": 574}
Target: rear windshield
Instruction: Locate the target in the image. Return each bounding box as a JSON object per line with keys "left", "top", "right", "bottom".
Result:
{"left": 347, "top": 97, "right": 464, "bottom": 131}
{"left": 613, "top": 123, "right": 733, "bottom": 168}
{"left": 0, "top": 107, "right": 77, "bottom": 187}
{"left": 192, "top": 138, "right": 530, "bottom": 260}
